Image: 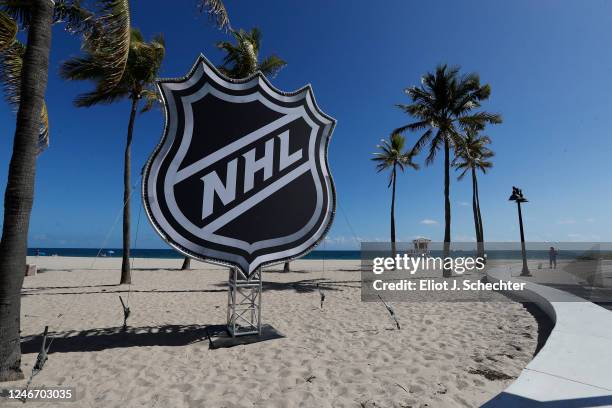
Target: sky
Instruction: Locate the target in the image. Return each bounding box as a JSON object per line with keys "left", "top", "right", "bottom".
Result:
{"left": 1, "top": 0, "right": 612, "bottom": 250}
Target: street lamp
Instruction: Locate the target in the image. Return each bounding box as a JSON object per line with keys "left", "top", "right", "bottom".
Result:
{"left": 509, "top": 186, "right": 531, "bottom": 276}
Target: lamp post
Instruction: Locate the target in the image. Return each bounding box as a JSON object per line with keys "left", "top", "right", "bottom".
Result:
{"left": 509, "top": 186, "right": 531, "bottom": 277}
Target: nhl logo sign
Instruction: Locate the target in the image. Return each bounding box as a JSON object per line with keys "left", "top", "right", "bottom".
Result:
{"left": 143, "top": 55, "right": 336, "bottom": 276}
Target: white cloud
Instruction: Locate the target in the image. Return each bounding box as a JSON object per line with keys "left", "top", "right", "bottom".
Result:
{"left": 458, "top": 201, "right": 470, "bottom": 207}
{"left": 557, "top": 218, "right": 576, "bottom": 225}
{"left": 586, "top": 218, "right": 596, "bottom": 223}
{"left": 420, "top": 219, "right": 438, "bottom": 225}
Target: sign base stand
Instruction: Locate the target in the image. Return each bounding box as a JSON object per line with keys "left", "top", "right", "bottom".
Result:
{"left": 227, "top": 267, "right": 262, "bottom": 337}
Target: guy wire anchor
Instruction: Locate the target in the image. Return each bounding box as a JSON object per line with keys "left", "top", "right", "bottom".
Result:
{"left": 119, "top": 296, "right": 130, "bottom": 330}
{"left": 21, "top": 326, "right": 52, "bottom": 402}
{"left": 317, "top": 284, "right": 326, "bottom": 309}
{"left": 378, "top": 294, "right": 401, "bottom": 330}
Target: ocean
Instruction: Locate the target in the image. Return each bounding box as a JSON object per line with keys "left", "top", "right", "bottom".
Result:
{"left": 27, "top": 248, "right": 361, "bottom": 260}
{"left": 26, "top": 248, "right": 604, "bottom": 261}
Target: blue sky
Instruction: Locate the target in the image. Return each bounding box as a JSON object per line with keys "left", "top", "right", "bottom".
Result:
{"left": 1, "top": 0, "right": 612, "bottom": 250}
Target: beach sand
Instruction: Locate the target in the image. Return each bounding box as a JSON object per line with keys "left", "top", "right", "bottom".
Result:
{"left": 7, "top": 257, "right": 538, "bottom": 407}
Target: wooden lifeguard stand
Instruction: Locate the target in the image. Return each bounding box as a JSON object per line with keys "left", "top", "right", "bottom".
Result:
{"left": 412, "top": 238, "right": 431, "bottom": 256}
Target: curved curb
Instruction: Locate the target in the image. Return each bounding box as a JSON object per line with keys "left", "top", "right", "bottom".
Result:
{"left": 482, "top": 267, "right": 612, "bottom": 407}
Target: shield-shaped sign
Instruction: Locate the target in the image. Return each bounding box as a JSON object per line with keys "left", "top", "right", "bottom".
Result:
{"left": 143, "top": 55, "right": 336, "bottom": 276}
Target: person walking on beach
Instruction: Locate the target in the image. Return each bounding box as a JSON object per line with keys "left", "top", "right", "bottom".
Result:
{"left": 549, "top": 246, "right": 558, "bottom": 269}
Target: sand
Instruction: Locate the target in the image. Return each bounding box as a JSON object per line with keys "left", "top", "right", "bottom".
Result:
{"left": 5, "top": 257, "right": 538, "bottom": 407}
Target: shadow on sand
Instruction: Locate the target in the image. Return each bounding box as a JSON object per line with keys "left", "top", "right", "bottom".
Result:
{"left": 21, "top": 324, "right": 211, "bottom": 354}
{"left": 257, "top": 278, "right": 360, "bottom": 293}
{"left": 21, "top": 279, "right": 362, "bottom": 297}
{"left": 20, "top": 287, "right": 227, "bottom": 297}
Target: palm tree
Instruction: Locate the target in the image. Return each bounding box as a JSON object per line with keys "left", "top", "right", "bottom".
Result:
{"left": 394, "top": 65, "right": 501, "bottom": 276}
{"left": 61, "top": 28, "right": 165, "bottom": 284}
{"left": 0, "top": 0, "right": 54, "bottom": 383}
{"left": 216, "top": 27, "right": 286, "bottom": 79}
{"left": 453, "top": 128, "right": 494, "bottom": 259}
{"left": 372, "top": 133, "right": 418, "bottom": 256}
{"left": 0, "top": 0, "right": 100, "bottom": 383}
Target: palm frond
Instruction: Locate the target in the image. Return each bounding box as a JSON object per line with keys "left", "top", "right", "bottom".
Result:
{"left": 453, "top": 125, "right": 496, "bottom": 177}
{"left": 38, "top": 102, "right": 49, "bottom": 152}
{"left": 411, "top": 128, "right": 433, "bottom": 157}
{"left": 216, "top": 26, "right": 285, "bottom": 80}
{"left": 139, "top": 87, "right": 160, "bottom": 113}
{"left": 63, "top": 28, "right": 165, "bottom": 109}
{"left": 425, "top": 132, "right": 442, "bottom": 165}
{"left": 198, "top": 0, "right": 230, "bottom": 30}
{"left": 86, "top": 0, "right": 130, "bottom": 91}
{"left": 0, "top": 10, "right": 17, "bottom": 52}
{"left": 458, "top": 112, "right": 502, "bottom": 128}
{"left": 0, "top": 1, "right": 31, "bottom": 28}
{"left": 74, "top": 85, "right": 129, "bottom": 107}
{"left": 456, "top": 165, "right": 469, "bottom": 180}
{"left": 60, "top": 55, "right": 108, "bottom": 81}
{"left": 258, "top": 54, "right": 286, "bottom": 78}
{"left": 2, "top": 0, "right": 96, "bottom": 34}
{"left": 0, "top": 39, "right": 49, "bottom": 152}
{"left": 53, "top": 0, "right": 96, "bottom": 35}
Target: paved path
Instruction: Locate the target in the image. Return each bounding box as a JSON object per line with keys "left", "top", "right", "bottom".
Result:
{"left": 483, "top": 265, "right": 612, "bottom": 407}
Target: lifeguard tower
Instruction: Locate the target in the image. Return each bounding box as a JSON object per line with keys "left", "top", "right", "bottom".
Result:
{"left": 412, "top": 238, "right": 431, "bottom": 256}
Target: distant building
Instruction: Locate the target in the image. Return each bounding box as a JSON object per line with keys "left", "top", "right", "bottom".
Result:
{"left": 412, "top": 238, "right": 431, "bottom": 255}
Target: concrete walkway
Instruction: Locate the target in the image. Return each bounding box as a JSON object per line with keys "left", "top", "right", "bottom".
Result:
{"left": 483, "top": 265, "right": 612, "bottom": 407}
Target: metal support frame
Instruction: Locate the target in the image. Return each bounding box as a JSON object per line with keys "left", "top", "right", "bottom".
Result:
{"left": 227, "top": 267, "right": 262, "bottom": 337}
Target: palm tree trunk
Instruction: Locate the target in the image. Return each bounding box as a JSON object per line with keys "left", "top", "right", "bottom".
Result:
{"left": 390, "top": 164, "right": 397, "bottom": 257}
{"left": 120, "top": 97, "right": 139, "bottom": 284}
{"left": 181, "top": 257, "right": 191, "bottom": 270}
{"left": 471, "top": 168, "right": 484, "bottom": 258}
{"left": 473, "top": 168, "right": 485, "bottom": 260}
{"left": 443, "top": 138, "right": 452, "bottom": 277}
{"left": 283, "top": 262, "right": 290, "bottom": 272}
{"left": 0, "top": 1, "right": 53, "bottom": 382}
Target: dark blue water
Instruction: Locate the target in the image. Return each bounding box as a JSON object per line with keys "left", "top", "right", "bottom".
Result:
{"left": 27, "top": 248, "right": 601, "bottom": 261}
{"left": 27, "top": 248, "right": 361, "bottom": 260}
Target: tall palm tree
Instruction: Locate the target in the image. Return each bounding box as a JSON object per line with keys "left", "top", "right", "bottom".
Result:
{"left": 0, "top": 0, "right": 53, "bottom": 383}
{"left": 61, "top": 28, "right": 165, "bottom": 284}
{"left": 453, "top": 128, "right": 494, "bottom": 259}
{"left": 372, "top": 133, "right": 418, "bottom": 256}
{"left": 0, "top": 0, "right": 100, "bottom": 382}
{"left": 0, "top": 0, "right": 101, "bottom": 384}
{"left": 394, "top": 65, "right": 501, "bottom": 276}
{"left": 216, "top": 27, "right": 286, "bottom": 79}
